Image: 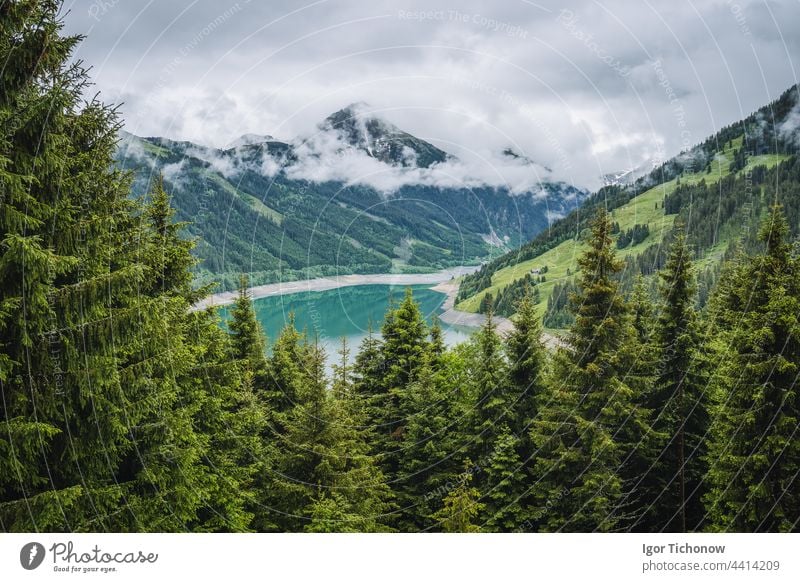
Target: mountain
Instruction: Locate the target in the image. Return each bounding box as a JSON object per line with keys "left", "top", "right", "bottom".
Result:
{"left": 116, "top": 108, "right": 588, "bottom": 291}
{"left": 318, "top": 103, "right": 450, "bottom": 168}
{"left": 456, "top": 84, "right": 800, "bottom": 322}
{"left": 601, "top": 162, "right": 656, "bottom": 187}
{"left": 224, "top": 133, "right": 276, "bottom": 149}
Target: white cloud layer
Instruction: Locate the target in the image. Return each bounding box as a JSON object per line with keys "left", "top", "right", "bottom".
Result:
{"left": 282, "top": 122, "right": 561, "bottom": 194}
{"left": 65, "top": 0, "right": 800, "bottom": 190}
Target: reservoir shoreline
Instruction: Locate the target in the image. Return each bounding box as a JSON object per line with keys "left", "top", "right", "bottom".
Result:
{"left": 194, "top": 265, "right": 513, "bottom": 332}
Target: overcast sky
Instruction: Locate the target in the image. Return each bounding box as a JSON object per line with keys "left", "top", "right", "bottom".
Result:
{"left": 63, "top": 0, "right": 800, "bottom": 189}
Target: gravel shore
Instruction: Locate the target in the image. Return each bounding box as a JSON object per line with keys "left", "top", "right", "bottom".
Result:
{"left": 193, "top": 265, "right": 481, "bottom": 310}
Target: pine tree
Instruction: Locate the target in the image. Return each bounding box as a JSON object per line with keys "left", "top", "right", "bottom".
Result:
{"left": 644, "top": 225, "right": 708, "bottom": 532}
{"left": 267, "top": 315, "right": 307, "bottom": 418}
{"left": 271, "top": 337, "right": 393, "bottom": 532}
{"left": 487, "top": 290, "right": 548, "bottom": 530}
{"left": 142, "top": 175, "right": 196, "bottom": 299}
{"left": 396, "top": 352, "right": 463, "bottom": 530}
{"left": 505, "top": 290, "right": 547, "bottom": 437}
{"left": 374, "top": 289, "right": 429, "bottom": 484}
{"left": 381, "top": 288, "right": 429, "bottom": 393}
{"left": 469, "top": 311, "right": 509, "bottom": 459}
{"left": 528, "top": 209, "right": 647, "bottom": 532}
{"left": 332, "top": 337, "right": 352, "bottom": 398}
{"left": 482, "top": 424, "right": 527, "bottom": 531}
{"left": 620, "top": 275, "right": 662, "bottom": 531}
{"left": 430, "top": 460, "right": 484, "bottom": 532}
{"left": 429, "top": 315, "right": 446, "bottom": 361}
{"left": 629, "top": 276, "right": 655, "bottom": 346}
{"left": 125, "top": 179, "right": 266, "bottom": 532}
{"left": 0, "top": 3, "right": 215, "bottom": 531}
{"left": 351, "top": 324, "right": 387, "bottom": 462}
{"left": 704, "top": 205, "right": 800, "bottom": 532}
{"left": 179, "top": 310, "right": 265, "bottom": 532}
{"left": 227, "top": 275, "right": 268, "bottom": 379}
{"left": 218, "top": 275, "right": 277, "bottom": 531}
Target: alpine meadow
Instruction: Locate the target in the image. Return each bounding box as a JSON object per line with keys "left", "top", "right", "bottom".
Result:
{"left": 2, "top": 0, "right": 800, "bottom": 539}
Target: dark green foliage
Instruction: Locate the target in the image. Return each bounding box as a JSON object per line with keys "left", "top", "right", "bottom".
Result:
{"left": 729, "top": 147, "right": 748, "bottom": 173}
{"left": 616, "top": 223, "right": 650, "bottom": 249}
{"left": 269, "top": 339, "right": 393, "bottom": 532}
{"left": 0, "top": 2, "right": 209, "bottom": 531}
{"left": 373, "top": 289, "right": 430, "bottom": 478}
{"left": 481, "top": 425, "right": 527, "bottom": 531}
{"left": 228, "top": 276, "right": 269, "bottom": 379}
{"left": 704, "top": 205, "right": 800, "bottom": 532}
{"left": 267, "top": 317, "right": 307, "bottom": 416}
{"left": 528, "top": 210, "right": 650, "bottom": 531}
{"left": 478, "top": 274, "right": 538, "bottom": 317}
{"left": 429, "top": 460, "right": 484, "bottom": 532}
{"left": 0, "top": 0, "right": 268, "bottom": 532}
{"left": 396, "top": 352, "right": 463, "bottom": 530}
{"left": 467, "top": 314, "right": 510, "bottom": 459}
{"left": 479, "top": 291, "right": 494, "bottom": 314}
{"left": 505, "top": 291, "right": 547, "bottom": 438}
{"left": 543, "top": 279, "right": 578, "bottom": 328}
{"left": 639, "top": 225, "right": 708, "bottom": 532}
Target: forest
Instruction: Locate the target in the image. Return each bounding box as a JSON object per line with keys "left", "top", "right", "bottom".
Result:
{"left": 1, "top": 1, "right": 799, "bottom": 533}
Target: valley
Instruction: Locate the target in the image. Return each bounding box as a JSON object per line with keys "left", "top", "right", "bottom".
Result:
{"left": 117, "top": 104, "right": 587, "bottom": 293}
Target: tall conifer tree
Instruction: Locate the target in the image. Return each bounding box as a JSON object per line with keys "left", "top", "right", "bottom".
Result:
{"left": 528, "top": 209, "right": 648, "bottom": 531}
{"left": 646, "top": 225, "right": 708, "bottom": 532}
{"left": 705, "top": 205, "right": 800, "bottom": 532}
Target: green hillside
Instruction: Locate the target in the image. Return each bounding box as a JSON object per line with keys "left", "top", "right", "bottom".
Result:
{"left": 456, "top": 85, "right": 800, "bottom": 326}
{"left": 117, "top": 128, "right": 586, "bottom": 292}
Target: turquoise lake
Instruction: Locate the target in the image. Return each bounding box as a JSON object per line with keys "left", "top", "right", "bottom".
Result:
{"left": 222, "top": 284, "right": 474, "bottom": 365}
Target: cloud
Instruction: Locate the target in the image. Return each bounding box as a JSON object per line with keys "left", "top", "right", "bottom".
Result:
{"left": 161, "top": 159, "right": 188, "bottom": 185}
{"left": 184, "top": 144, "right": 239, "bottom": 178}
{"left": 778, "top": 89, "right": 800, "bottom": 147}
{"left": 274, "top": 117, "right": 569, "bottom": 194}
{"left": 64, "top": 0, "right": 800, "bottom": 190}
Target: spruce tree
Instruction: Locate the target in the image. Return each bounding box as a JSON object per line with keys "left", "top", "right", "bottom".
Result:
{"left": 429, "top": 460, "right": 484, "bottom": 532}
{"left": 466, "top": 311, "right": 536, "bottom": 531}
{"left": 227, "top": 275, "right": 268, "bottom": 379}
{"left": 374, "top": 289, "right": 429, "bottom": 487}
{"left": 528, "top": 209, "right": 647, "bottom": 532}
{"left": 271, "top": 337, "right": 393, "bottom": 531}
{"left": 469, "top": 311, "right": 509, "bottom": 459}
{"left": 142, "top": 175, "right": 196, "bottom": 298}
{"left": 128, "top": 179, "right": 266, "bottom": 532}
{"left": 0, "top": 3, "right": 214, "bottom": 531}
{"left": 505, "top": 290, "right": 547, "bottom": 437}
{"left": 645, "top": 225, "right": 708, "bottom": 532}
{"left": 267, "top": 315, "right": 307, "bottom": 419}
{"left": 219, "top": 275, "right": 278, "bottom": 531}
{"left": 704, "top": 205, "right": 800, "bottom": 532}
{"left": 621, "top": 275, "right": 661, "bottom": 531}
{"left": 396, "top": 352, "right": 463, "bottom": 530}
{"left": 481, "top": 424, "right": 527, "bottom": 531}
{"left": 332, "top": 337, "right": 352, "bottom": 398}
{"left": 350, "top": 325, "right": 388, "bottom": 467}
{"left": 428, "top": 315, "right": 446, "bottom": 365}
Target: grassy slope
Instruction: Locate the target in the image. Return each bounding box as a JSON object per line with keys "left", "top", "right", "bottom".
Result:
{"left": 456, "top": 138, "right": 789, "bottom": 323}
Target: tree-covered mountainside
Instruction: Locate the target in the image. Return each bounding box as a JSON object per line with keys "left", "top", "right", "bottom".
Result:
{"left": 116, "top": 105, "right": 587, "bottom": 292}
{"left": 4, "top": 1, "right": 799, "bottom": 535}
{"left": 456, "top": 84, "right": 800, "bottom": 321}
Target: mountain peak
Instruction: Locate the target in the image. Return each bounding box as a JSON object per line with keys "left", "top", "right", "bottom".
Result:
{"left": 319, "top": 103, "right": 449, "bottom": 168}
{"left": 225, "top": 133, "right": 275, "bottom": 149}
{"left": 502, "top": 148, "right": 553, "bottom": 173}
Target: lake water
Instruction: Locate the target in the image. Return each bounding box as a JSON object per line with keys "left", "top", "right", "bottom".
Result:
{"left": 222, "top": 284, "right": 474, "bottom": 365}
